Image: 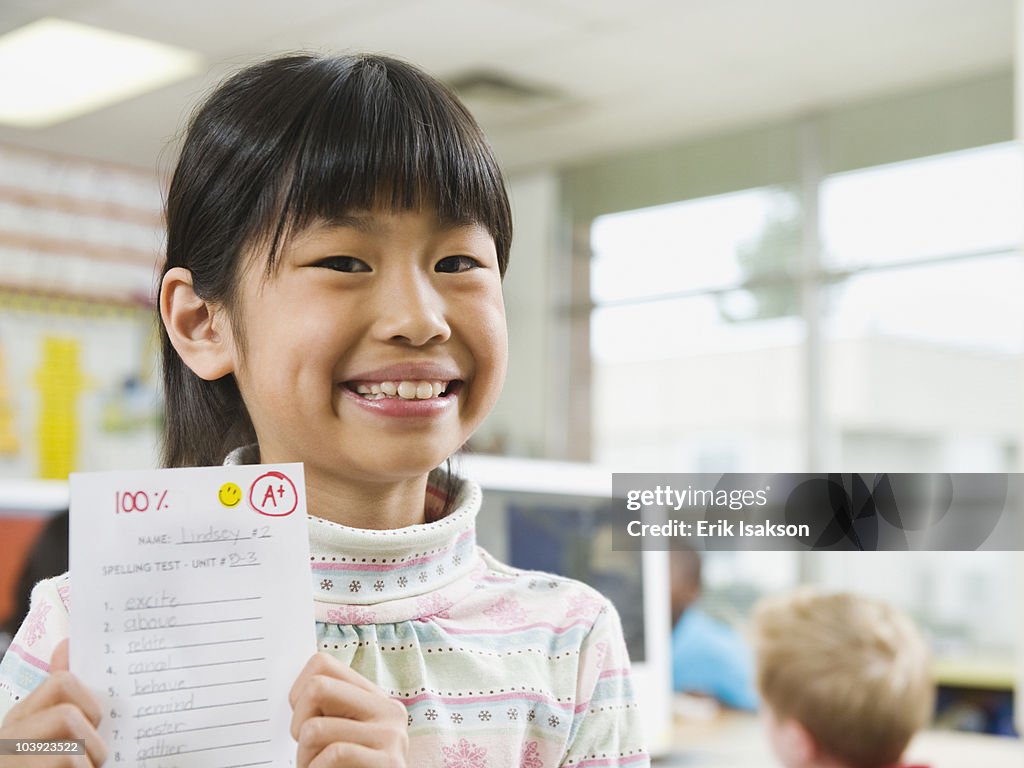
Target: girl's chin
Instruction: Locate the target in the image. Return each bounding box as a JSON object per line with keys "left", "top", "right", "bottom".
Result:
{"left": 309, "top": 452, "right": 455, "bottom": 483}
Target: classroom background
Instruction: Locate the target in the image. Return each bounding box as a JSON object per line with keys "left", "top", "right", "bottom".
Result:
{"left": 0, "top": 1, "right": 1021, "bottom": 765}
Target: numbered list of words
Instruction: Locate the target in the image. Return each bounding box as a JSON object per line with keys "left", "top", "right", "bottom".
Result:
{"left": 70, "top": 464, "right": 314, "bottom": 768}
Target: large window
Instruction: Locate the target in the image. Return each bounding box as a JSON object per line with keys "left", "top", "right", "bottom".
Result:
{"left": 819, "top": 144, "right": 1024, "bottom": 472}
{"left": 590, "top": 186, "right": 805, "bottom": 472}
{"left": 590, "top": 142, "right": 1024, "bottom": 473}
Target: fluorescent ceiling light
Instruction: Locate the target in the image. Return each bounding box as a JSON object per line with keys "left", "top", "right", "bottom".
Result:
{"left": 0, "top": 17, "right": 202, "bottom": 128}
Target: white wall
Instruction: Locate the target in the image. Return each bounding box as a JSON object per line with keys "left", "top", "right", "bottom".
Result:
{"left": 473, "top": 171, "right": 565, "bottom": 458}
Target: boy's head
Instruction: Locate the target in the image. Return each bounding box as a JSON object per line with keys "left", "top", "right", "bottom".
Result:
{"left": 753, "top": 590, "right": 934, "bottom": 768}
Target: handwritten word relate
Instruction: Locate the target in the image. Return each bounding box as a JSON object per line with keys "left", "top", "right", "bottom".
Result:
{"left": 71, "top": 463, "right": 313, "bottom": 768}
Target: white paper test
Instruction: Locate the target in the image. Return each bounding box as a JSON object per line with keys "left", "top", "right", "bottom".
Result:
{"left": 70, "top": 464, "right": 314, "bottom": 768}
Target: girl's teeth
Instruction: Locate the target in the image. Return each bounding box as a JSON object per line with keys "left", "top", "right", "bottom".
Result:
{"left": 355, "top": 380, "right": 450, "bottom": 400}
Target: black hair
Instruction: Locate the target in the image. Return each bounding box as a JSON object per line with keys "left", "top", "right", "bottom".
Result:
{"left": 159, "top": 53, "right": 512, "bottom": 472}
{"left": 3, "top": 510, "right": 68, "bottom": 639}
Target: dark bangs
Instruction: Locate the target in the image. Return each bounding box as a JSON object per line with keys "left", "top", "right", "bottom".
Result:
{"left": 254, "top": 55, "right": 511, "bottom": 275}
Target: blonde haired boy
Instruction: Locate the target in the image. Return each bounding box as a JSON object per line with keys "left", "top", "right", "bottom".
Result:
{"left": 753, "top": 590, "right": 934, "bottom": 768}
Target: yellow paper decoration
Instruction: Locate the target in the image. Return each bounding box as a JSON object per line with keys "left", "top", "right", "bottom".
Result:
{"left": 0, "top": 344, "right": 17, "bottom": 455}
{"left": 34, "top": 336, "right": 86, "bottom": 479}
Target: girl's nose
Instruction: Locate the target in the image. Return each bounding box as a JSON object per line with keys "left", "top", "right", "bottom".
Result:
{"left": 374, "top": 273, "right": 451, "bottom": 346}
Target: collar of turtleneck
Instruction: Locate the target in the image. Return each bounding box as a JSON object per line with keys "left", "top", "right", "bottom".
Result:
{"left": 224, "top": 445, "right": 485, "bottom": 624}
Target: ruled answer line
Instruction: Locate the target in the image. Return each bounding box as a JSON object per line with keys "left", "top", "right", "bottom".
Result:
{"left": 124, "top": 617, "right": 262, "bottom": 632}
{"left": 132, "top": 678, "right": 266, "bottom": 696}
{"left": 124, "top": 597, "right": 262, "bottom": 611}
{"left": 175, "top": 535, "right": 272, "bottom": 544}
{"left": 133, "top": 698, "right": 269, "bottom": 718}
{"left": 127, "top": 637, "right": 263, "bottom": 653}
{"left": 135, "top": 718, "right": 270, "bottom": 741}
{"left": 165, "top": 741, "right": 270, "bottom": 757}
{"left": 128, "top": 658, "right": 266, "bottom": 675}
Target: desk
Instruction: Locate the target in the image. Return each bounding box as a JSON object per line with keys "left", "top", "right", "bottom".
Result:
{"left": 659, "top": 711, "right": 1023, "bottom": 767}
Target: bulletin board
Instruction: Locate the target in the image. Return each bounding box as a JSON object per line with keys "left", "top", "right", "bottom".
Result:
{"left": 0, "top": 295, "right": 162, "bottom": 479}
{"left": 0, "top": 143, "right": 165, "bottom": 629}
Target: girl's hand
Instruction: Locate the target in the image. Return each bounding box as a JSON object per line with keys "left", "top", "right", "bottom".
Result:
{"left": 289, "top": 653, "right": 408, "bottom": 768}
{"left": 0, "top": 639, "right": 108, "bottom": 767}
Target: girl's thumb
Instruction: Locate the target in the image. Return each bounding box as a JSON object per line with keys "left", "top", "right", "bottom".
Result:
{"left": 51, "top": 639, "right": 70, "bottom": 672}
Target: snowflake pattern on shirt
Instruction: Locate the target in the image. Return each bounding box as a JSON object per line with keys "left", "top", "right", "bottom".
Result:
{"left": 325, "top": 606, "right": 377, "bottom": 625}
{"left": 416, "top": 593, "right": 454, "bottom": 620}
{"left": 441, "top": 737, "right": 488, "bottom": 768}
{"left": 23, "top": 602, "right": 51, "bottom": 647}
{"left": 483, "top": 596, "right": 526, "bottom": 626}
{"left": 520, "top": 741, "right": 543, "bottom": 768}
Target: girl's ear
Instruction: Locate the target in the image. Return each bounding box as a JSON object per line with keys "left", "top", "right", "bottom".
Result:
{"left": 160, "top": 267, "right": 236, "bottom": 380}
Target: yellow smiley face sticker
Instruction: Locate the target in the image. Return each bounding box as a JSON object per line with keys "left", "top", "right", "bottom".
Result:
{"left": 218, "top": 482, "right": 242, "bottom": 508}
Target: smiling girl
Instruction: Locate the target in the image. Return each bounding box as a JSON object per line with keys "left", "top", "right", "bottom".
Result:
{"left": 0, "top": 54, "right": 648, "bottom": 768}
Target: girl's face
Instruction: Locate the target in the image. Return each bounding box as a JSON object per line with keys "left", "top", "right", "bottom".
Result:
{"left": 225, "top": 207, "right": 507, "bottom": 490}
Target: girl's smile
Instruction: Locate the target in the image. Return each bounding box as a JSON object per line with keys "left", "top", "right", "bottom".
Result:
{"left": 340, "top": 361, "right": 462, "bottom": 416}
{"left": 218, "top": 206, "right": 508, "bottom": 526}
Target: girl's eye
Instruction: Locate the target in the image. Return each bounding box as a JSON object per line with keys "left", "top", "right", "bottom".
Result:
{"left": 315, "top": 256, "right": 371, "bottom": 273}
{"left": 435, "top": 255, "right": 481, "bottom": 273}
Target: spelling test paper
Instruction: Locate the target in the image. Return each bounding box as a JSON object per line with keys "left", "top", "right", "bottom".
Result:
{"left": 69, "top": 464, "right": 315, "bottom": 768}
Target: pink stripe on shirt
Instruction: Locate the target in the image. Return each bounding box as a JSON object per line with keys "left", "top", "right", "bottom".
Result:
{"left": 399, "top": 690, "right": 578, "bottom": 711}
{"left": 599, "top": 668, "right": 631, "bottom": 679}
{"left": 5, "top": 643, "right": 49, "bottom": 672}
{"left": 438, "top": 619, "right": 593, "bottom": 636}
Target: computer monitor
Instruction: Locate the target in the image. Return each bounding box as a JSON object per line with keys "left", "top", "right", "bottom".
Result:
{"left": 1018, "top": 553, "right": 1023, "bottom": 737}
{"left": 462, "top": 454, "right": 674, "bottom": 757}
